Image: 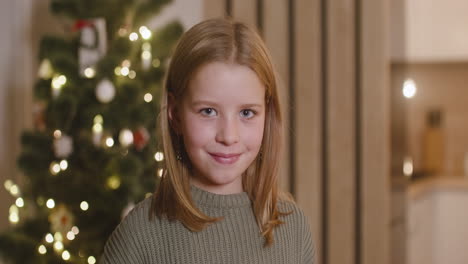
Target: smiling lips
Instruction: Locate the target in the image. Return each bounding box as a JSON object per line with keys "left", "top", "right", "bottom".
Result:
{"left": 209, "top": 152, "right": 241, "bottom": 165}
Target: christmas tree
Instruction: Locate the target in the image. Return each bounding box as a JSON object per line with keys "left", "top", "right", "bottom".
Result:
{"left": 0, "top": 0, "right": 182, "bottom": 263}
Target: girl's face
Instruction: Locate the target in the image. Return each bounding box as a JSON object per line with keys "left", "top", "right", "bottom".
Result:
{"left": 175, "top": 62, "right": 266, "bottom": 194}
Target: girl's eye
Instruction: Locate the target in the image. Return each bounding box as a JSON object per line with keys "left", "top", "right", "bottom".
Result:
{"left": 240, "top": 109, "right": 255, "bottom": 119}
{"left": 200, "top": 108, "right": 217, "bottom": 116}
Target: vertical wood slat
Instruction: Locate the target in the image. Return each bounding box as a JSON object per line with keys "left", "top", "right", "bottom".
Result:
{"left": 203, "top": 0, "right": 226, "bottom": 19}
{"left": 263, "top": 0, "right": 291, "bottom": 192}
{"left": 360, "top": 0, "right": 390, "bottom": 263}
{"left": 232, "top": 0, "right": 257, "bottom": 28}
{"left": 294, "top": 0, "right": 323, "bottom": 263}
{"left": 327, "top": 0, "right": 356, "bottom": 264}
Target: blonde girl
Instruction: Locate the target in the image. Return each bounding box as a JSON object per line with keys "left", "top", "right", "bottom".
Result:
{"left": 101, "top": 18, "right": 314, "bottom": 264}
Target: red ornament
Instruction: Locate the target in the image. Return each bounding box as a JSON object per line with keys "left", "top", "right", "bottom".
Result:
{"left": 133, "top": 127, "right": 149, "bottom": 151}
{"left": 73, "top": 20, "right": 93, "bottom": 32}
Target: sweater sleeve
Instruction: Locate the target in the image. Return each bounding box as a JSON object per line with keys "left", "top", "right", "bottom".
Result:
{"left": 99, "top": 206, "right": 147, "bottom": 264}
{"left": 299, "top": 210, "right": 316, "bottom": 264}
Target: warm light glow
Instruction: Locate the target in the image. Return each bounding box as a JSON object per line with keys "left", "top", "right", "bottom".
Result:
{"left": 114, "top": 67, "right": 122, "bottom": 76}
{"left": 120, "top": 67, "right": 130, "bottom": 76}
{"left": 60, "top": 160, "right": 68, "bottom": 170}
{"left": 105, "top": 137, "right": 114, "bottom": 147}
{"left": 46, "top": 199, "right": 55, "bottom": 209}
{"left": 122, "top": 60, "right": 131, "bottom": 68}
{"left": 84, "top": 67, "right": 96, "bottom": 78}
{"left": 107, "top": 175, "right": 121, "bottom": 190}
{"left": 129, "top": 32, "right": 139, "bottom": 41}
{"left": 67, "top": 231, "right": 75, "bottom": 240}
{"left": 142, "top": 42, "right": 151, "bottom": 51}
{"left": 94, "top": 115, "right": 103, "bottom": 124}
{"left": 144, "top": 93, "right": 153, "bottom": 103}
{"left": 50, "top": 161, "right": 61, "bottom": 175}
{"left": 72, "top": 226, "right": 79, "bottom": 235}
{"left": 119, "top": 129, "right": 134, "bottom": 147}
{"left": 152, "top": 59, "right": 160, "bottom": 68}
{"left": 158, "top": 168, "right": 163, "bottom": 177}
{"left": 128, "top": 70, "right": 136, "bottom": 79}
{"left": 139, "top": 26, "right": 152, "bottom": 39}
{"left": 45, "top": 233, "right": 54, "bottom": 243}
{"left": 9, "top": 212, "right": 19, "bottom": 224}
{"left": 38, "top": 244, "right": 47, "bottom": 254}
{"left": 4, "top": 179, "right": 13, "bottom": 191}
{"left": 154, "top": 152, "right": 164, "bottom": 162}
{"left": 62, "top": 250, "right": 71, "bottom": 260}
{"left": 16, "top": 197, "right": 24, "bottom": 208}
{"left": 403, "top": 156, "right": 414, "bottom": 177}
{"left": 54, "top": 232, "right": 63, "bottom": 242}
{"left": 403, "top": 79, "right": 417, "bottom": 99}
{"left": 54, "top": 241, "right": 64, "bottom": 251}
{"left": 142, "top": 50, "right": 152, "bottom": 60}
{"left": 10, "top": 184, "right": 19, "bottom": 196}
{"left": 93, "top": 123, "right": 103, "bottom": 134}
{"left": 9, "top": 204, "right": 18, "bottom": 215}
{"left": 88, "top": 256, "right": 97, "bottom": 264}
{"left": 54, "top": 130, "right": 62, "bottom": 138}
{"left": 52, "top": 75, "right": 67, "bottom": 91}
{"left": 80, "top": 201, "right": 89, "bottom": 211}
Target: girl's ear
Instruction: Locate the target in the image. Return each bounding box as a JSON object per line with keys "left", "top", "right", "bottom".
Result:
{"left": 167, "top": 92, "right": 181, "bottom": 134}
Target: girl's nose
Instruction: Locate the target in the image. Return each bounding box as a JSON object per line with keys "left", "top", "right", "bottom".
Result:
{"left": 215, "top": 117, "right": 239, "bottom": 146}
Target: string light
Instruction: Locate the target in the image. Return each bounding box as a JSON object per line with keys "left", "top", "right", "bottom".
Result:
{"left": 152, "top": 58, "right": 161, "bottom": 68}
{"left": 120, "top": 67, "right": 130, "bottom": 76}
{"left": 67, "top": 231, "right": 75, "bottom": 240}
{"left": 129, "top": 32, "right": 139, "bottom": 41}
{"left": 154, "top": 152, "right": 164, "bottom": 162}
{"left": 84, "top": 67, "right": 96, "bottom": 78}
{"left": 4, "top": 179, "right": 13, "bottom": 191}
{"left": 9, "top": 211, "right": 19, "bottom": 224}
{"left": 51, "top": 74, "right": 67, "bottom": 97}
{"left": 54, "top": 232, "right": 63, "bottom": 242}
{"left": 72, "top": 226, "right": 80, "bottom": 235}
{"left": 80, "top": 201, "right": 89, "bottom": 211}
{"left": 54, "top": 241, "right": 64, "bottom": 252}
{"left": 158, "top": 168, "right": 163, "bottom": 177}
{"left": 88, "top": 256, "right": 97, "bottom": 264}
{"left": 119, "top": 129, "right": 134, "bottom": 147}
{"left": 129, "top": 70, "right": 136, "bottom": 79}
{"left": 54, "top": 130, "right": 62, "bottom": 138}
{"left": 62, "top": 250, "right": 71, "bottom": 260}
{"left": 15, "top": 197, "right": 24, "bottom": 208}
{"left": 50, "top": 161, "right": 61, "bottom": 175}
{"left": 94, "top": 115, "right": 103, "bottom": 124}
{"left": 60, "top": 160, "right": 68, "bottom": 170}
{"left": 9, "top": 184, "right": 20, "bottom": 196}
{"left": 139, "top": 26, "right": 152, "bottom": 40}
{"left": 93, "top": 123, "right": 103, "bottom": 133}
{"left": 144, "top": 93, "right": 153, "bottom": 103}
{"left": 403, "top": 79, "right": 417, "bottom": 99}
{"left": 106, "top": 175, "right": 121, "bottom": 190}
{"left": 38, "top": 244, "right": 47, "bottom": 255}
{"left": 105, "top": 137, "right": 114, "bottom": 147}
{"left": 45, "top": 233, "right": 54, "bottom": 243}
{"left": 46, "top": 199, "right": 55, "bottom": 209}
{"left": 114, "top": 66, "right": 122, "bottom": 76}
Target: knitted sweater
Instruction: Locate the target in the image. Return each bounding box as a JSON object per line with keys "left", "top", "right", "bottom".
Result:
{"left": 100, "top": 185, "right": 315, "bottom": 263}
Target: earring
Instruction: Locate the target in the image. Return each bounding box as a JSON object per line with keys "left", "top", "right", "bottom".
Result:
{"left": 176, "top": 151, "right": 182, "bottom": 161}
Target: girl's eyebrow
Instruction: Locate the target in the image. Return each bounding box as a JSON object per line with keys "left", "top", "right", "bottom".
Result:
{"left": 191, "top": 100, "right": 263, "bottom": 108}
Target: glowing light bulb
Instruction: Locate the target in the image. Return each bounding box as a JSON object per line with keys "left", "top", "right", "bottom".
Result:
{"left": 45, "top": 233, "right": 54, "bottom": 243}
{"left": 60, "top": 160, "right": 68, "bottom": 170}
{"left": 128, "top": 70, "right": 136, "bottom": 79}
{"left": 15, "top": 197, "right": 24, "bottom": 208}
{"left": 9, "top": 212, "right": 19, "bottom": 224}
{"left": 88, "top": 256, "right": 96, "bottom": 264}
{"left": 158, "top": 168, "right": 164, "bottom": 177}
{"left": 38, "top": 244, "right": 47, "bottom": 254}
{"left": 120, "top": 67, "right": 130, "bottom": 76}
{"left": 4, "top": 179, "right": 13, "bottom": 191}
{"left": 93, "top": 123, "right": 103, "bottom": 133}
{"left": 54, "top": 130, "right": 62, "bottom": 138}
{"left": 84, "top": 67, "right": 96, "bottom": 78}
{"left": 54, "top": 232, "right": 63, "bottom": 242}
{"left": 105, "top": 137, "right": 114, "bottom": 147}
{"left": 10, "top": 184, "right": 19, "bottom": 196}
{"left": 142, "top": 50, "right": 151, "bottom": 60}
{"left": 129, "top": 32, "right": 139, "bottom": 41}
{"left": 403, "top": 156, "right": 414, "bottom": 177}
{"left": 80, "top": 201, "right": 89, "bottom": 211}
{"left": 62, "top": 250, "right": 71, "bottom": 260}
{"left": 72, "top": 226, "right": 79, "bottom": 235}
{"left": 152, "top": 59, "right": 160, "bottom": 68}
{"left": 54, "top": 241, "right": 64, "bottom": 251}
{"left": 107, "top": 175, "right": 121, "bottom": 190}
{"left": 114, "top": 67, "right": 122, "bottom": 76}
{"left": 154, "top": 152, "right": 164, "bottom": 162}
{"left": 94, "top": 115, "right": 103, "bottom": 124}
{"left": 144, "top": 93, "right": 153, "bottom": 103}
{"left": 50, "top": 161, "right": 61, "bottom": 175}
{"left": 67, "top": 231, "right": 75, "bottom": 240}
{"left": 403, "top": 79, "right": 417, "bottom": 99}
{"left": 119, "top": 129, "right": 134, "bottom": 147}
{"left": 46, "top": 199, "right": 55, "bottom": 209}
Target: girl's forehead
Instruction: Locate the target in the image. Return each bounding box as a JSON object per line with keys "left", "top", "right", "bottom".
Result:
{"left": 186, "top": 62, "right": 266, "bottom": 104}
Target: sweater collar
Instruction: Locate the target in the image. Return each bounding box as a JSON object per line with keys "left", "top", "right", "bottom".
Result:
{"left": 190, "top": 184, "right": 251, "bottom": 209}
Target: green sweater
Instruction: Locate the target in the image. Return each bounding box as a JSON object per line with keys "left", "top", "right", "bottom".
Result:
{"left": 100, "top": 185, "right": 315, "bottom": 263}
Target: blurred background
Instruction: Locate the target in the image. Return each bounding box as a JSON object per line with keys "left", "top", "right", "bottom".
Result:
{"left": 0, "top": 0, "right": 467, "bottom": 264}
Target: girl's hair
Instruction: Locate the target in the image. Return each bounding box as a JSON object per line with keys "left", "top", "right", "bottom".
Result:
{"left": 150, "top": 17, "right": 291, "bottom": 246}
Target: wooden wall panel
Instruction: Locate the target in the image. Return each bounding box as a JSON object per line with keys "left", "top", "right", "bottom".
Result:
{"left": 232, "top": 0, "right": 257, "bottom": 28}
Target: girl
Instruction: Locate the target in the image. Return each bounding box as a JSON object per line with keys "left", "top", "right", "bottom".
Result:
{"left": 101, "top": 18, "right": 315, "bottom": 264}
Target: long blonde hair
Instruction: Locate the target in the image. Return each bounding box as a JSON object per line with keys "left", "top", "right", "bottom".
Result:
{"left": 151, "top": 18, "right": 291, "bottom": 246}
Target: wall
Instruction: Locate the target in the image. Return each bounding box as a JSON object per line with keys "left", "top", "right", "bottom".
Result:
{"left": 391, "top": 0, "right": 468, "bottom": 62}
